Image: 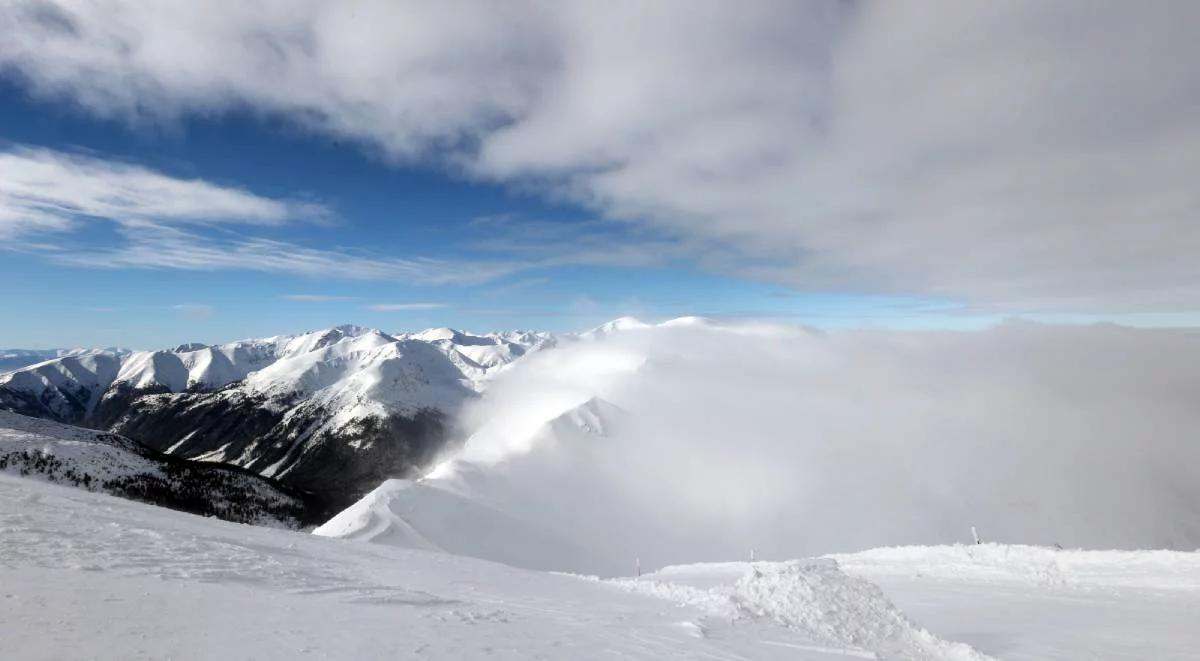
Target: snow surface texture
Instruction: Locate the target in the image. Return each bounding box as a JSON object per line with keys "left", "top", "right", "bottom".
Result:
{"left": 0, "top": 410, "right": 304, "bottom": 527}
{"left": 319, "top": 318, "right": 1200, "bottom": 575}
{"left": 4, "top": 474, "right": 1199, "bottom": 660}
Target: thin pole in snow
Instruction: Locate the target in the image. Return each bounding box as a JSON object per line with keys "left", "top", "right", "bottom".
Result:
{"left": 971, "top": 526, "right": 981, "bottom": 545}
{"left": 750, "top": 548, "right": 756, "bottom": 562}
{"left": 635, "top": 557, "right": 641, "bottom": 577}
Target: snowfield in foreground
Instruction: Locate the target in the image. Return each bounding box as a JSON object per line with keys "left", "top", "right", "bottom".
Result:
{"left": 3, "top": 474, "right": 1198, "bottom": 660}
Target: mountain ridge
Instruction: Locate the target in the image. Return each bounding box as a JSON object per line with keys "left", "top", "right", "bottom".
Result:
{"left": 0, "top": 323, "right": 558, "bottom": 514}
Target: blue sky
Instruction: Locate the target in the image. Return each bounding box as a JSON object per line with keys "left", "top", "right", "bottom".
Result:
{"left": 0, "top": 79, "right": 968, "bottom": 348}
{"left": 1, "top": 2, "right": 1197, "bottom": 349}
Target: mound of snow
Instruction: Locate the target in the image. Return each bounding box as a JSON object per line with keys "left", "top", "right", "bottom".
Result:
{"left": 733, "top": 561, "right": 989, "bottom": 660}
{"left": 613, "top": 559, "right": 990, "bottom": 660}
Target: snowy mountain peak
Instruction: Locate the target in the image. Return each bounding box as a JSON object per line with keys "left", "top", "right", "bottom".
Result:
{"left": 411, "top": 327, "right": 464, "bottom": 343}
{"left": 171, "top": 342, "right": 208, "bottom": 353}
{"left": 659, "top": 315, "right": 718, "bottom": 328}
{"left": 580, "top": 316, "right": 651, "bottom": 339}
{"left": 331, "top": 323, "right": 371, "bottom": 335}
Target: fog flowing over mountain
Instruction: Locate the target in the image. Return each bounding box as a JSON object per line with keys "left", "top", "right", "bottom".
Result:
{"left": 5, "top": 318, "right": 1200, "bottom": 572}
{"left": 319, "top": 319, "right": 1200, "bottom": 575}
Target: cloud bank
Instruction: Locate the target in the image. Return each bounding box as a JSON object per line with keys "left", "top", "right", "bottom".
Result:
{"left": 2, "top": 1, "right": 1197, "bottom": 310}
{"left": 397, "top": 321, "right": 1200, "bottom": 574}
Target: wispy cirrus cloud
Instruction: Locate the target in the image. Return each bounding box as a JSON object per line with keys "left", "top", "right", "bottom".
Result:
{"left": 171, "top": 303, "right": 214, "bottom": 319}
{"left": 47, "top": 220, "right": 525, "bottom": 286}
{"left": 0, "top": 146, "right": 327, "bottom": 238}
{"left": 465, "top": 213, "right": 699, "bottom": 270}
{"left": 0, "top": 146, "right": 672, "bottom": 286}
{"left": 0, "top": 146, "right": 504, "bottom": 284}
{"left": 29, "top": 198, "right": 693, "bottom": 286}
{"left": 366, "top": 302, "right": 449, "bottom": 312}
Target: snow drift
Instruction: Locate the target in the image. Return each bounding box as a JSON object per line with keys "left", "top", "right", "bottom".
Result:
{"left": 319, "top": 319, "right": 1200, "bottom": 575}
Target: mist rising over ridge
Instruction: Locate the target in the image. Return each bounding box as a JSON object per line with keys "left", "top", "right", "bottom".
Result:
{"left": 320, "top": 319, "right": 1200, "bottom": 574}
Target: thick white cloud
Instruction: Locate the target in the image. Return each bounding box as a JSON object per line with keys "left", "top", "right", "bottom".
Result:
{"left": 408, "top": 321, "right": 1200, "bottom": 573}
{"left": 2, "top": 1, "right": 1198, "bottom": 309}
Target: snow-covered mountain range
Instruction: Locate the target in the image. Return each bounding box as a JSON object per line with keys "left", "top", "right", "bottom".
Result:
{"left": 0, "top": 324, "right": 555, "bottom": 515}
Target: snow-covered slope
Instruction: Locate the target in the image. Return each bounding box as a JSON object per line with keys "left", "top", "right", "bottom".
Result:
{"left": 402, "top": 326, "right": 557, "bottom": 385}
{"left": 0, "top": 352, "right": 124, "bottom": 419}
{"left": 0, "top": 324, "right": 555, "bottom": 514}
{"left": 4, "top": 474, "right": 1199, "bottom": 660}
{"left": 0, "top": 411, "right": 306, "bottom": 526}
{"left": 315, "top": 397, "right": 631, "bottom": 571}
